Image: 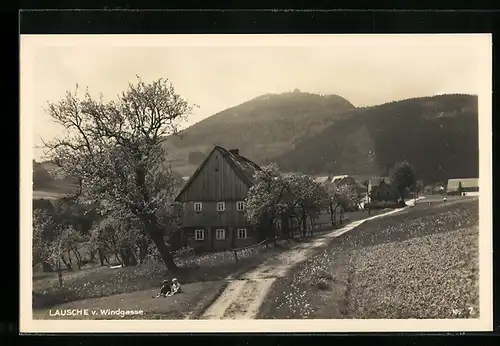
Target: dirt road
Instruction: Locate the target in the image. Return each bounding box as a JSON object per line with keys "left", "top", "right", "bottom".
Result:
{"left": 199, "top": 201, "right": 423, "bottom": 320}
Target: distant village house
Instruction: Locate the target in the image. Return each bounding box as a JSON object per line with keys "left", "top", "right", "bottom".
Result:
{"left": 446, "top": 178, "right": 479, "bottom": 196}
{"left": 368, "top": 177, "right": 399, "bottom": 203}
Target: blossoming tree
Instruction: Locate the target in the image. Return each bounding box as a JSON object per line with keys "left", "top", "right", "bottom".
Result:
{"left": 42, "top": 77, "right": 196, "bottom": 271}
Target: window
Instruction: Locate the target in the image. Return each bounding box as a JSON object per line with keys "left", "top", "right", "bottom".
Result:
{"left": 236, "top": 201, "right": 245, "bottom": 211}
{"left": 216, "top": 229, "right": 226, "bottom": 240}
{"left": 195, "top": 229, "right": 204, "bottom": 240}
{"left": 217, "top": 201, "right": 225, "bottom": 212}
{"left": 237, "top": 228, "right": 247, "bottom": 239}
{"left": 194, "top": 202, "right": 202, "bottom": 212}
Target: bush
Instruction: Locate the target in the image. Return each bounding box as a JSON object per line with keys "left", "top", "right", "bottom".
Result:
{"left": 172, "top": 246, "right": 195, "bottom": 259}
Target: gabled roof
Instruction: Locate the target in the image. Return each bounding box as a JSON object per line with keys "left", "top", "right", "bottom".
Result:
{"left": 447, "top": 178, "right": 479, "bottom": 190}
{"left": 175, "top": 146, "right": 260, "bottom": 201}
{"left": 369, "top": 179, "right": 398, "bottom": 196}
{"left": 331, "top": 174, "right": 350, "bottom": 183}
{"left": 314, "top": 176, "right": 330, "bottom": 184}
{"left": 368, "top": 176, "right": 391, "bottom": 187}
{"left": 331, "top": 174, "right": 358, "bottom": 185}
{"left": 217, "top": 146, "right": 260, "bottom": 185}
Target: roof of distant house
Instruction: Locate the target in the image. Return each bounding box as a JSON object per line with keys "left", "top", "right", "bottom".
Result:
{"left": 368, "top": 176, "right": 391, "bottom": 187}
{"left": 314, "top": 176, "right": 330, "bottom": 183}
{"left": 331, "top": 174, "right": 359, "bottom": 185}
{"left": 447, "top": 178, "right": 479, "bottom": 190}
{"left": 331, "top": 174, "right": 347, "bottom": 181}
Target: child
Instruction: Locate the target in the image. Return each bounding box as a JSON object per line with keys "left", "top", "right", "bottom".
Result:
{"left": 153, "top": 280, "right": 171, "bottom": 298}
{"left": 167, "top": 278, "right": 182, "bottom": 296}
{"left": 152, "top": 278, "right": 182, "bottom": 298}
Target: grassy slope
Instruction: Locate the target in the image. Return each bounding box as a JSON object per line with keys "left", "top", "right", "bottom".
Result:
{"left": 32, "top": 238, "right": 302, "bottom": 309}
{"left": 258, "top": 198, "right": 479, "bottom": 319}
{"left": 32, "top": 207, "right": 383, "bottom": 319}
{"left": 161, "top": 91, "right": 355, "bottom": 173}
{"left": 33, "top": 280, "right": 229, "bottom": 320}
{"left": 275, "top": 94, "right": 478, "bottom": 182}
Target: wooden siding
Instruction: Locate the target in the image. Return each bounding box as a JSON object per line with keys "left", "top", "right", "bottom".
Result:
{"left": 182, "top": 226, "right": 255, "bottom": 251}
{"left": 177, "top": 148, "right": 250, "bottom": 202}
{"left": 370, "top": 182, "right": 399, "bottom": 202}
{"left": 181, "top": 201, "right": 250, "bottom": 227}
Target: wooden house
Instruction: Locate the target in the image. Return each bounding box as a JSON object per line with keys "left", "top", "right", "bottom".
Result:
{"left": 368, "top": 178, "right": 399, "bottom": 203}
{"left": 446, "top": 178, "right": 479, "bottom": 195}
{"left": 175, "top": 146, "right": 261, "bottom": 252}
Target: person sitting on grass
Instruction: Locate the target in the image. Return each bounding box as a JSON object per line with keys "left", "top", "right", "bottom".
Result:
{"left": 167, "top": 278, "right": 182, "bottom": 296}
{"left": 153, "top": 280, "right": 171, "bottom": 298}
{"left": 153, "top": 278, "right": 182, "bottom": 298}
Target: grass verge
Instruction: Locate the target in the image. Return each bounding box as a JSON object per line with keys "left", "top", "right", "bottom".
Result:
{"left": 258, "top": 198, "right": 479, "bottom": 319}
{"left": 32, "top": 208, "right": 381, "bottom": 310}
{"left": 33, "top": 280, "right": 229, "bottom": 320}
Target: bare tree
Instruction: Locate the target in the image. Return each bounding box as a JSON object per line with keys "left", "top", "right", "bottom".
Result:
{"left": 42, "top": 77, "right": 196, "bottom": 272}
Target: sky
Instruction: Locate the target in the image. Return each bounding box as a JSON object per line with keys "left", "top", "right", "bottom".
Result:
{"left": 22, "top": 34, "right": 488, "bottom": 161}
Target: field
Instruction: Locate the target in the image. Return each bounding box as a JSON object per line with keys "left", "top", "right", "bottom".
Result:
{"left": 33, "top": 241, "right": 290, "bottom": 310}
{"left": 32, "top": 207, "right": 384, "bottom": 319}
{"left": 33, "top": 280, "right": 228, "bottom": 320}
{"left": 257, "top": 197, "right": 479, "bottom": 319}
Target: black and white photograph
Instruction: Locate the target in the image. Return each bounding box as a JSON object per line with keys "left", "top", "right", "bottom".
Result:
{"left": 20, "top": 34, "right": 492, "bottom": 333}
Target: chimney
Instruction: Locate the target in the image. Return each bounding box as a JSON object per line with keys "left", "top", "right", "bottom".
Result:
{"left": 229, "top": 149, "right": 240, "bottom": 155}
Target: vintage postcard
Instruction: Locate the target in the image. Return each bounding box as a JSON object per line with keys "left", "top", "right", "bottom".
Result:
{"left": 20, "top": 34, "right": 492, "bottom": 333}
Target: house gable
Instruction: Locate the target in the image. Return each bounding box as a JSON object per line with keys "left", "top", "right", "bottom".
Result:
{"left": 176, "top": 146, "right": 256, "bottom": 202}
{"left": 446, "top": 178, "right": 479, "bottom": 192}
{"left": 369, "top": 180, "right": 398, "bottom": 200}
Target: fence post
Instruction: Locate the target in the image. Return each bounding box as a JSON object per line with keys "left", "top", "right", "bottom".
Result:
{"left": 233, "top": 249, "right": 239, "bottom": 263}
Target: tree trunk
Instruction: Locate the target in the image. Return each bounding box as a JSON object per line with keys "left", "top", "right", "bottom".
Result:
{"left": 267, "top": 217, "right": 277, "bottom": 245}
{"left": 56, "top": 260, "right": 63, "bottom": 287}
{"left": 329, "top": 202, "right": 335, "bottom": 226}
{"left": 114, "top": 253, "right": 123, "bottom": 265}
{"left": 67, "top": 250, "right": 72, "bottom": 264}
{"left": 122, "top": 247, "right": 137, "bottom": 266}
{"left": 72, "top": 249, "right": 82, "bottom": 269}
{"left": 120, "top": 250, "right": 129, "bottom": 267}
{"left": 399, "top": 189, "right": 405, "bottom": 203}
{"left": 61, "top": 255, "right": 72, "bottom": 270}
{"left": 98, "top": 248, "right": 105, "bottom": 266}
{"left": 137, "top": 238, "right": 148, "bottom": 264}
{"left": 42, "top": 261, "right": 53, "bottom": 272}
{"left": 150, "top": 231, "right": 178, "bottom": 271}
{"left": 129, "top": 249, "right": 137, "bottom": 266}
{"left": 142, "top": 213, "right": 178, "bottom": 271}
{"left": 98, "top": 248, "right": 109, "bottom": 266}
{"left": 309, "top": 214, "right": 315, "bottom": 236}
{"left": 301, "top": 209, "right": 307, "bottom": 238}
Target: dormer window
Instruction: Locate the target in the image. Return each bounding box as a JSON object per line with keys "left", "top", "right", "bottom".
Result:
{"left": 194, "top": 202, "right": 202, "bottom": 213}
{"left": 217, "top": 201, "right": 225, "bottom": 212}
